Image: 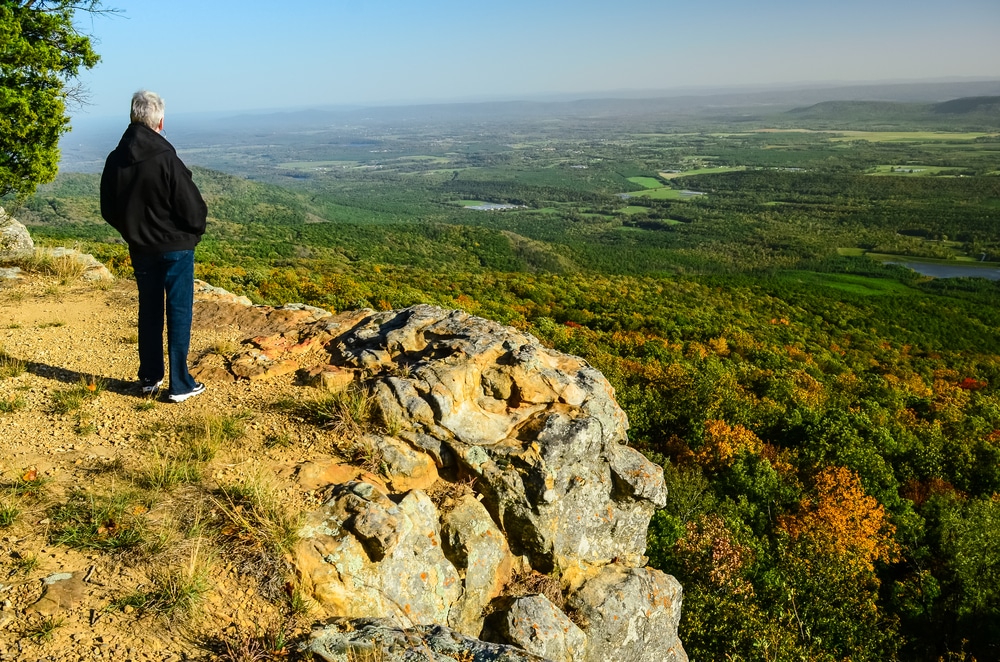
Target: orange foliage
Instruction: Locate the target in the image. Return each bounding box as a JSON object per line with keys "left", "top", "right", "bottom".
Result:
{"left": 696, "top": 419, "right": 764, "bottom": 469}
{"left": 780, "top": 466, "right": 897, "bottom": 573}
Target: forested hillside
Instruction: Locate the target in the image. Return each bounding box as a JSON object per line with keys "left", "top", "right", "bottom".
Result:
{"left": 13, "top": 102, "right": 1000, "bottom": 661}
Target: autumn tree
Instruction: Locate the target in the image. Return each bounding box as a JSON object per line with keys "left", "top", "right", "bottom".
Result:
{"left": 0, "top": 1, "right": 101, "bottom": 201}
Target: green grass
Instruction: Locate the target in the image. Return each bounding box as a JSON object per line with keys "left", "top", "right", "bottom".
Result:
{"left": 0, "top": 395, "right": 26, "bottom": 413}
{"left": 110, "top": 563, "right": 210, "bottom": 619}
{"left": 0, "top": 500, "right": 20, "bottom": 527}
{"left": 628, "top": 187, "right": 705, "bottom": 200}
{"left": 23, "top": 615, "right": 64, "bottom": 643}
{"left": 621, "top": 205, "right": 652, "bottom": 215}
{"left": 783, "top": 271, "right": 918, "bottom": 296}
{"left": 50, "top": 379, "right": 103, "bottom": 414}
{"left": 48, "top": 489, "right": 153, "bottom": 551}
{"left": 627, "top": 176, "right": 665, "bottom": 189}
{"left": 0, "top": 347, "right": 26, "bottom": 379}
{"left": 277, "top": 160, "right": 359, "bottom": 170}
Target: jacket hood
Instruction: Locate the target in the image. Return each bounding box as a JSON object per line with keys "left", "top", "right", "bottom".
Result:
{"left": 114, "top": 122, "right": 173, "bottom": 165}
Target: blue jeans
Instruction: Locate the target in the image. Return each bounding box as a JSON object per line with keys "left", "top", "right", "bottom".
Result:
{"left": 130, "top": 250, "right": 197, "bottom": 396}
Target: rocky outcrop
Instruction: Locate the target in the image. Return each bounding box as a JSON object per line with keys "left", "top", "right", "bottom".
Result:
{"left": 0, "top": 213, "right": 111, "bottom": 281}
{"left": 46, "top": 246, "right": 115, "bottom": 281}
{"left": 0, "top": 206, "right": 33, "bottom": 258}
{"left": 191, "top": 300, "right": 685, "bottom": 662}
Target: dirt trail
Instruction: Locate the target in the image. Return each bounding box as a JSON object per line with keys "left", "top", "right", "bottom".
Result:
{"left": 0, "top": 274, "right": 332, "bottom": 660}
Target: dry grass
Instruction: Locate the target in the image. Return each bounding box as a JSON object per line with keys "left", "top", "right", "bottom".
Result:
{"left": 212, "top": 469, "right": 303, "bottom": 601}
{"left": 8, "top": 249, "right": 87, "bottom": 284}
{"left": 279, "top": 384, "right": 377, "bottom": 435}
{"left": 214, "top": 471, "right": 302, "bottom": 557}
{"left": 0, "top": 345, "right": 26, "bottom": 379}
{"left": 109, "top": 540, "right": 212, "bottom": 620}
{"left": 217, "top": 620, "right": 294, "bottom": 662}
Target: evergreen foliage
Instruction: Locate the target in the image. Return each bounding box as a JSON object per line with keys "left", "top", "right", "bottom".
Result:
{"left": 0, "top": 0, "right": 100, "bottom": 201}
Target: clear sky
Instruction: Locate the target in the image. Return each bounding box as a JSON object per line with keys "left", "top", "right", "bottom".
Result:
{"left": 72, "top": 0, "right": 1000, "bottom": 119}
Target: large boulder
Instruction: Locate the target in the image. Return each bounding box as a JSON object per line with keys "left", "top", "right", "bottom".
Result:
{"left": 328, "top": 305, "right": 667, "bottom": 575}
{"left": 0, "top": 206, "right": 33, "bottom": 258}
{"left": 484, "top": 594, "right": 587, "bottom": 662}
{"left": 441, "top": 494, "right": 513, "bottom": 636}
{"left": 188, "top": 297, "right": 682, "bottom": 660}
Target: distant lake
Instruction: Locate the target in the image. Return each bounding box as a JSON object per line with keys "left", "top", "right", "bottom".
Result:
{"left": 886, "top": 259, "right": 1000, "bottom": 281}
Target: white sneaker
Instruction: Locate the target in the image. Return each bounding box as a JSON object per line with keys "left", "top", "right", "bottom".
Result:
{"left": 140, "top": 379, "right": 163, "bottom": 395}
{"left": 168, "top": 382, "right": 205, "bottom": 403}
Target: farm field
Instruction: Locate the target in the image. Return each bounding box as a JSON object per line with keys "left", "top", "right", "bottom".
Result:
{"left": 869, "top": 164, "right": 968, "bottom": 175}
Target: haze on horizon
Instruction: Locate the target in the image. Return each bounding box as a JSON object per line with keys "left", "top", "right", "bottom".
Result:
{"left": 74, "top": 0, "right": 1000, "bottom": 119}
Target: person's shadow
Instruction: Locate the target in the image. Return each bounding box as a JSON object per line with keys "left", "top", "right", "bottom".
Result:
{"left": 22, "top": 359, "right": 137, "bottom": 396}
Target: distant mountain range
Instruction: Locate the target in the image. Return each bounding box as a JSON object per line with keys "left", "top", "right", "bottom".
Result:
{"left": 786, "top": 95, "right": 1000, "bottom": 124}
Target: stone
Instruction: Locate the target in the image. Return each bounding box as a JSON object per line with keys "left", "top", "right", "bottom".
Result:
{"left": 323, "top": 305, "right": 665, "bottom": 572}
{"left": 193, "top": 280, "right": 253, "bottom": 306}
{"left": 441, "top": 495, "right": 513, "bottom": 636}
{"left": 565, "top": 564, "right": 687, "bottom": 662}
{"left": 295, "top": 459, "right": 366, "bottom": 491}
{"left": 25, "top": 571, "right": 87, "bottom": 616}
{"left": 296, "top": 484, "right": 462, "bottom": 625}
{"left": 302, "top": 365, "right": 358, "bottom": 392}
{"left": 367, "top": 434, "right": 439, "bottom": 493}
{"left": 302, "top": 618, "right": 551, "bottom": 662}
{"left": 0, "top": 207, "right": 33, "bottom": 258}
{"left": 229, "top": 350, "right": 300, "bottom": 381}
{"left": 485, "top": 595, "right": 587, "bottom": 662}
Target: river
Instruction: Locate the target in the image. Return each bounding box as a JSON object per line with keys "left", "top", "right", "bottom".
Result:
{"left": 886, "top": 259, "right": 1000, "bottom": 281}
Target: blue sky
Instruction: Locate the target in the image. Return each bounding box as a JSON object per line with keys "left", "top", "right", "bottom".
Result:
{"left": 73, "top": 0, "right": 1000, "bottom": 118}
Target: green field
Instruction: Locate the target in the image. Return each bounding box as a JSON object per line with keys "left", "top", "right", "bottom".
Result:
{"left": 784, "top": 271, "right": 918, "bottom": 296}
{"left": 278, "top": 160, "right": 359, "bottom": 170}
{"left": 627, "top": 187, "right": 705, "bottom": 200}
{"left": 627, "top": 176, "right": 665, "bottom": 189}
{"left": 659, "top": 166, "right": 745, "bottom": 179}
{"left": 829, "top": 130, "right": 998, "bottom": 142}
{"left": 869, "top": 164, "right": 966, "bottom": 176}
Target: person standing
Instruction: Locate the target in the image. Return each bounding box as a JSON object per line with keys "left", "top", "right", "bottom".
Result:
{"left": 100, "top": 90, "right": 207, "bottom": 402}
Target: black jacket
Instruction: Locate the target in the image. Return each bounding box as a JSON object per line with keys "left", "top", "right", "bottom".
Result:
{"left": 100, "top": 122, "right": 207, "bottom": 254}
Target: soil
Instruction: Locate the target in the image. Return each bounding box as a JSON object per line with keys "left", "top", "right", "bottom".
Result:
{"left": 0, "top": 273, "right": 342, "bottom": 661}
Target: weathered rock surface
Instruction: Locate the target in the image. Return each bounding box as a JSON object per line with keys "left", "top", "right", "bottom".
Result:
{"left": 182, "top": 297, "right": 683, "bottom": 661}
{"left": 296, "top": 482, "right": 462, "bottom": 625}
{"left": 441, "top": 494, "right": 513, "bottom": 636}
{"left": 303, "top": 618, "right": 551, "bottom": 662}
{"left": 565, "top": 565, "right": 686, "bottom": 662}
{"left": 0, "top": 206, "right": 33, "bottom": 257}
{"left": 25, "top": 571, "right": 88, "bottom": 617}
{"left": 484, "top": 594, "right": 587, "bottom": 662}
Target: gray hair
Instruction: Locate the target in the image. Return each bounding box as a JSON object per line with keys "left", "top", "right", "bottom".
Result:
{"left": 130, "top": 90, "right": 165, "bottom": 130}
